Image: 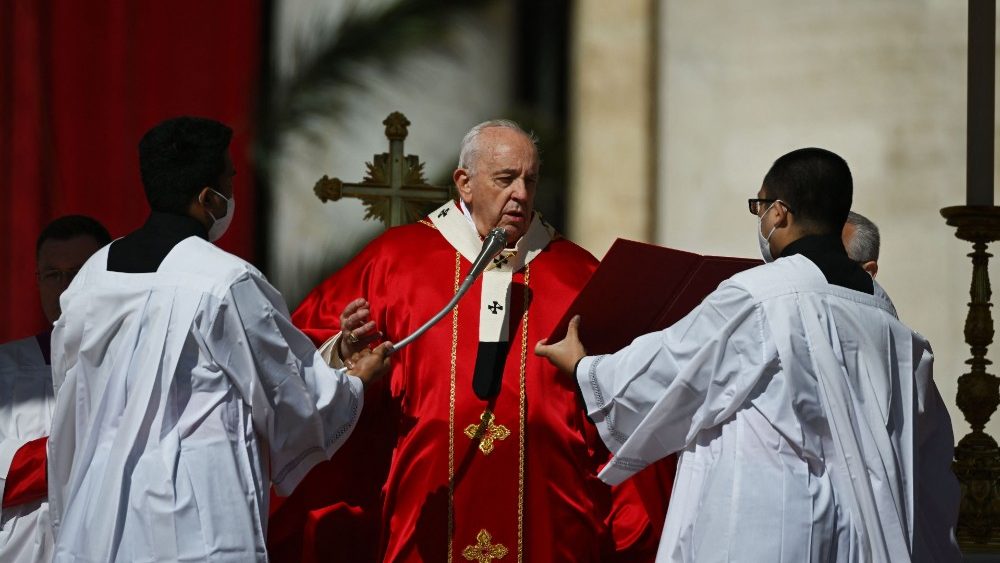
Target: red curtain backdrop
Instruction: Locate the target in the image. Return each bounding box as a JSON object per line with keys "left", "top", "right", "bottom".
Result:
{"left": 0, "top": 0, "right": 261, "bottom": 342}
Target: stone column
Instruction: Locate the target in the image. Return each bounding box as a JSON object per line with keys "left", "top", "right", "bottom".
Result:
{"left": 568, "top": 0, "right": 657, "bottom": 257}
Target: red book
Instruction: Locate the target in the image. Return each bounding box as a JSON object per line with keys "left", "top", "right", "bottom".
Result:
{"left": 549, "top": 239, "right": 761, "bottom": 355}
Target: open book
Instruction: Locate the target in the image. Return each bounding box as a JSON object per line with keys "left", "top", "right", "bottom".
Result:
{"left": 548, "top": 239, "right": 761, "bottom": 355}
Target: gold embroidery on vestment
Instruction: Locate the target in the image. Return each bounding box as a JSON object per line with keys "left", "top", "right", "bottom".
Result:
{"left": 461, "top": 529, "right": 508, "bottom": 562}
{"left": 516, "top": 264, "right": 529, "bottom": 562}
{"left": 448, "top": 262, "right": 530, "bottom": 561}
{"left": 447, "top": 251, "right": 461, "bottom": 563}
{"left": 463, "top": 410, "right": 511, "bottom": 455}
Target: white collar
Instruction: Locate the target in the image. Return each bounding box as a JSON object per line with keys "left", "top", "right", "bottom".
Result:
{"left": 459, "top": 199, "right": 477, "bottom": 232}
{"left": 429, "top": 200, "right": 555, "bottom": 344}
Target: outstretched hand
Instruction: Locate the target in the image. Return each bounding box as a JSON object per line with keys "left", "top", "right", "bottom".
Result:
{"left": 338, "top": 297, "right": 382, "bottom": 361}
{"left": 534, "top": 315, "right": 587, "bottom": 375}
{"left": 345, "top": 341, "right": 393, "bottom": 386}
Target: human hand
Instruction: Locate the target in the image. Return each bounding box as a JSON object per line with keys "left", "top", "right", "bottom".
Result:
{"left": 338, "top": 297, "right": 382, "bottom": 361}
{"left": 345, "top": 342, "right": 393, "bottom": 386}
{"left": 534, "top": 315, "right": 587, "bottom": 375}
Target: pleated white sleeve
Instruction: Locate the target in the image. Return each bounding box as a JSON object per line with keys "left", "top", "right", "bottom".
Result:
{"left": 575, "top": 281, "right": 773, "bottom": 485}
{"left": 212, "top": 273, "right": 364, "bottom": 495}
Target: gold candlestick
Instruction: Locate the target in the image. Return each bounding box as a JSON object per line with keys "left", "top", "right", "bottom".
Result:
{"left": 941, "top": 205, "right": 1000, "bottom": 549}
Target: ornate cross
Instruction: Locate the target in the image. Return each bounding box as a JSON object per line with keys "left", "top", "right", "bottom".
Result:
{"left": 463, "top": 410, "right": 510, "bottom": 455}
{"left": 461, "top": 529, "right": 508, "bottom": 562}
{"left": 314, "top": 112, "right": 454, "bottom": 227}
{"left": 487, "top": 301, "right": 504, "bottom": 315}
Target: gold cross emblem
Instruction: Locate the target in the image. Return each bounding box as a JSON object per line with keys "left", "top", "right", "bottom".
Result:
{"left": 461, "top": 529, "right": 508, "bottom": 562}
{"left": 463, "top": 410, "right": 511, "bottom": 455}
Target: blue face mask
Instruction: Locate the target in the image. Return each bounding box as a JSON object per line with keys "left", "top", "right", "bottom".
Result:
{"left": 757, "top": 201, "right": 778, "bottom": 262}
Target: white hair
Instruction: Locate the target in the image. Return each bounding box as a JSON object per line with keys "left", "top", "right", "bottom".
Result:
{"left": 845, "top": 211, "right": 880, "bottom": 263}
{"left": 457, "top": 119, "right": 539, "bottom": 173}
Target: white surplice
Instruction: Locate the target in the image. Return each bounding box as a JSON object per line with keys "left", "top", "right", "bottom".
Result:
{"left": 577, "top": 254, "right": 960, "bottom": 562}
{"left": 48, "top": 237, "right": 364, "bottom": 562}
{"left": 0, "top": 335, "right": 54, "bottom": 562}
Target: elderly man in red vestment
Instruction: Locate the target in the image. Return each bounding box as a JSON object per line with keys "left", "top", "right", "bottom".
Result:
{"left": 267, "top": 120, "right": 669, "bottom": 562}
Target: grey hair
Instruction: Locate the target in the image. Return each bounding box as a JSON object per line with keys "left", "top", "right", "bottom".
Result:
{"left": 458, "top": 119, "right": 539, "bottom": 173}
{"left": 845, "top": 211, "right": 880, "bottom": 263}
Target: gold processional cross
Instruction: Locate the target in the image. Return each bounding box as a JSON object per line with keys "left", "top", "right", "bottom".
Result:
{"left": 314, "top": 112, "right": 455, "bottom": 227}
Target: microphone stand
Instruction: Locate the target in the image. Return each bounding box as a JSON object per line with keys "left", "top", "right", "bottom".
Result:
{"left": 386, "top": 227, "right": 508, "bottom": 355}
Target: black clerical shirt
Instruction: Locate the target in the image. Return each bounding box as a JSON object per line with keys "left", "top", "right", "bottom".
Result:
{"left": 108, "top": 212, "right": 208, "bottom": 274}
{"left": 780, "top": 234, "right": 874, "bottom": 295}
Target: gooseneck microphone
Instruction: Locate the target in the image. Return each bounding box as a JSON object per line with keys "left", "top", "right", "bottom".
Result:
{"left": 386, "top": 228, "right": 508, "bottom": 355}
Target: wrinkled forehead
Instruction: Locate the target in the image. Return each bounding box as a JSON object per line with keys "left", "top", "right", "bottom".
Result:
{"left": 475, "top": 128, "right": 539, "bottom": 170}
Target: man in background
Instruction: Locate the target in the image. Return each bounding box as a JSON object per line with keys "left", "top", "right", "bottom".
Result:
{"left": 1, "top": 215, "right": 111, "bottom": 562}
{"left": 842, "top": 210, "right": 879, "bottom": 277}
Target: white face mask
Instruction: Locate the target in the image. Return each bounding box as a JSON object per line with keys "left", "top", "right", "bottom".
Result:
{"left": 757, "top": 201, "right": 778, "bottom": 263}
{"left": 205, "top": 188, "right": 235, "bottom": 242}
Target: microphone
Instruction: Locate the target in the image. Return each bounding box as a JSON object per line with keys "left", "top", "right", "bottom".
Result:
{"left": 461, "top": 227, "right": 509, "bottom": 289}
{"left": 386, "top": 228, "right": 508, "bottom": 355}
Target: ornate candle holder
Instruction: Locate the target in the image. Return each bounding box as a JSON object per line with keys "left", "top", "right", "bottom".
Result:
{"left": 941, "top": 205, "right": 1000, "bottom": 549}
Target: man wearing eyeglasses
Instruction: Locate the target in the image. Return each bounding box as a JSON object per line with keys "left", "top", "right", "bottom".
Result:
{"left": 537, "top": 148, "right": 960, "bottom": 562}
{"left": 0, "top": 215, "right": 110, "bottom": 563}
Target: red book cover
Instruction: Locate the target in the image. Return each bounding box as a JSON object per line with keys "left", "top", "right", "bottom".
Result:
{"left": 549, "top": 239, "right": 761, "bottom": 355}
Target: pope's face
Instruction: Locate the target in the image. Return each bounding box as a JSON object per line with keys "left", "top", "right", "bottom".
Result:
{"left": 36, "top": 235, "right": 105, "bottom": 324}
{"left": 454, "top": 127, "right": 539, "bottom": 244}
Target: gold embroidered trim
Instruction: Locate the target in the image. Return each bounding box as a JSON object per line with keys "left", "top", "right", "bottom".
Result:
{"left": 448, "top": 251, "right": 461, "bottom": 563}
{"left": 517, "top": 264, "right": 529, "bottom": 562}
{"left": 418, "top": 219, "right": 438, "bottom": 229}
{"left": 463, "top": 410, "right": 511, "bottom": 455}
{"left": 448, "top": 261, "right": 530, "bottom": 561}
{"left": 462, "top": 529, "right": 509, "bottom": 562}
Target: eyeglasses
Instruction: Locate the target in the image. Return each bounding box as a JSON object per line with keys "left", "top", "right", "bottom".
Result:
{"left": 36, "top": 268, "right": 81, "bottom": 286}
{"left": 747, "top": 198, "right": 793, "bottom": 216}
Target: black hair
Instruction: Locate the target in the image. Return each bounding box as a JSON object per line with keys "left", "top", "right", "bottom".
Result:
{"left": 138, "top": 116, "right": 233, "bottom": 214}
{"left": 762, "top": 148, "right": 852, "bottom": 235}
{"left": 36, "top": 215, "right": 112, "bottom": 257}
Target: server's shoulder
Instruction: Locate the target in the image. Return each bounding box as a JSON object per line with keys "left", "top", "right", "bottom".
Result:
{"left": 725, "top": 256, "right": 809, "bottom": 301}
{"left": 164, "top": 237, "right": 264, "bottom": 291}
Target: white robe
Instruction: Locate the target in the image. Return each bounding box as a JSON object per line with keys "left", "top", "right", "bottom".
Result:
{"left": 48, "top": 237, "right": 365, "bottom": 562}
{"left": 577, "top": 254, "right": 961, "bottom": 562}
{"left": 0, "top": 335, "right": 54, "bottom": 562}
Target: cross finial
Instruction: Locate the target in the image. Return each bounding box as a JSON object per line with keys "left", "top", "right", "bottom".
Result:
{"left": 313, "top": 112, "right": 453, "bottom": 227}
{"left": 383, "top": 111, "right": 410, "bottom": 141}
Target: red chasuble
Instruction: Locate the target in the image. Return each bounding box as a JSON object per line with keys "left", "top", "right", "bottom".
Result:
{"left": 267, "top": 208, "right": 664, "bottom": 562}
{"left": 2, "top": 437, "right": 48, "bottom": 508}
